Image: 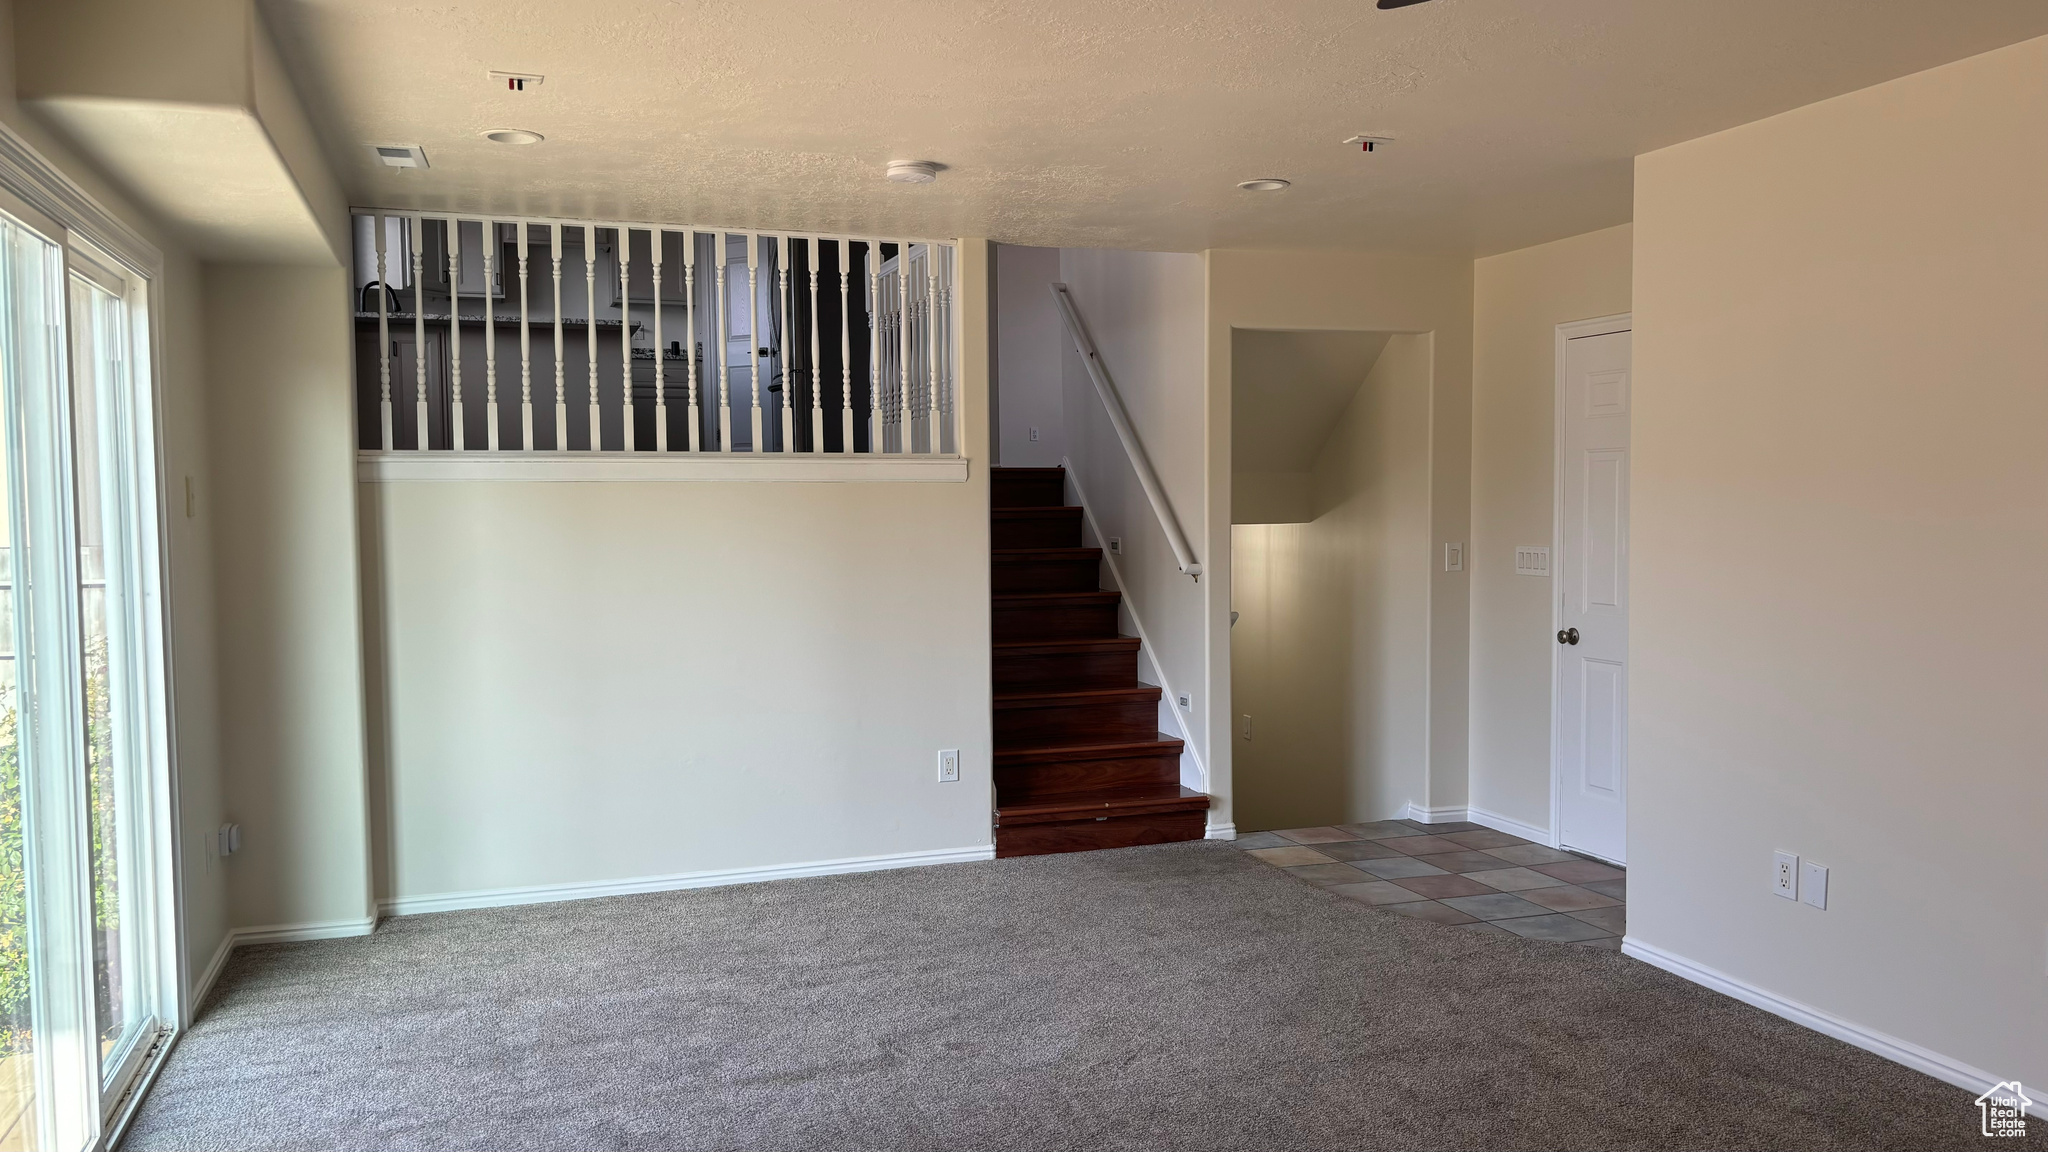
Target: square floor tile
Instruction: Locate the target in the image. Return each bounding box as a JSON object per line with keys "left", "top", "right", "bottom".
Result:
{"left": 1274, "top": 826, "right": 1361, "bottom": 845}
{"left": 1412, "top": 821, "right": 1487, "bottom": 833}
{"left": 1566, "top": 906, "right": 1627, "bottom": 935}
{"left": 1338, "top": 821, "right": 1428, "bottom": 840}
{"left": 1465, "top": 867, "right": 1568, "bottom": 893}
{"left": 1389, "top": 873, "right": 1494, "bottom": 899}
{"left": 1421, "top": 850, "right": 1525, "bottom": 874}
{"left": 1531, "top": 860, "right": 1627, "bottom": 884}
{"left": 1287, "top": 863, "right": 1378, "bottom": 887}
{"left": 1519, "top": 884, "right": 1620, "bottom": 913}
{"left": 1582, "top": 878, "right": 1628, "bottom": 901}
{"left": 1437, "top": 829, "right": 1530, "bottom": 851}
{"left": 1481, "top": 844, "right": 1579, "bottom": 867}
{"left": 1385, "top": 900, "right": 1480, "bottom": 926}
{"left": 1574, "top": 935, "right": 1623, "bottom": 951}
{"left": 1379, "top": 835, "right": 1468, "bottom": 856}
{"left": 1351, "top": 856, "right": 1450, "bottom": 880}
{"left": 1326, "top": 880, "right": 1429, "bottom": 906}
{"left": 1439, "top": 892, "right": 1553, "bottom": 922}
{"left": 1315, "top": 839, "right": 1408, "bottom": 862}
{"left": 1395, "top": 819, "right": 1436, "bottom": 832}
{"left": 1231, "top": 831, "right": 1289, "bottom": 851}
{"left": 1454, "top": 920, "right": 1513, "bottom": 936}
{"left": 1496, "top": 913, "right": 1615, "bottom": 943}
{"left": 1245, "top": 846, "right": 1336, "bottom": 867}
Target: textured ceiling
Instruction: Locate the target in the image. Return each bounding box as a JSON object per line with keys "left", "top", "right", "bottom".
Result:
{"left": 262, "top": 1, "right": 2048, "bottom": 255}
{"left": 1232, "top": 329, "right": 1391, "bottom": 474}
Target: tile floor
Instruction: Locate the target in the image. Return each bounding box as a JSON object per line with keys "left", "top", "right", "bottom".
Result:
{"left": 1233, "top": 819, "right": 1626, "bottom": 949}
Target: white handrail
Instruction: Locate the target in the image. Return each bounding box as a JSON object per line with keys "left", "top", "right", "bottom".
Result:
{"left": 1049, "top": 283, "right": 1202, "bottom": 579}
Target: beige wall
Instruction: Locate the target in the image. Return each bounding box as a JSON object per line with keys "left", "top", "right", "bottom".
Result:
{"left": 1467, "top": 224, "right": 1633, "bottom": 834}
{"left": 994, "top": 244, "right": 1064, "bottom": 468}
{"left": 1631, "top": 36, "right": 2047, "bottom": 1091}
{"left": 357, "top": 241, "right": 994, "bottom": 905}
{"left": 203, "top": 263, "right": 373, "bottom": 933}
{"left": 0, "top": 0, "right": 231, "bottom": 1004}
{"left": 1207, "top": 250, "right": 1474, "bottom": 828}
{"left": 1231, "top": 335, "right": 1432, "bottom": 829}
{"left": 1057, "top": 248, "right": 1211, "bottom": 792}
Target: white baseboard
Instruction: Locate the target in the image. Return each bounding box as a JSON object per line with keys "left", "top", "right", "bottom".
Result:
{"left": 187, "top": 932, "right": 234, "bottom": 1012}
{"left": 1622, "top": 936, "right": 2043, "bottom": 1118}
{"left": 1205, "top": 822, "right": 1237, "bottom": 841}
{"left": 379, "top": 843, "right": 997, "bottom": 918}
{"left": 1465, "top": 805, "right": 1552, "bottom": 845}
{"left": 1404, "top": 802, "right": 1468, "bottom": 825}
{"left": 232, "top": 916, "right": 377, "bottom": 946}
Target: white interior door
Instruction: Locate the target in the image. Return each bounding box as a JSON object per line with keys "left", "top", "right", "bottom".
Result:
{"left": 1554, "top": 320, "right": 1630, "bottom": 864}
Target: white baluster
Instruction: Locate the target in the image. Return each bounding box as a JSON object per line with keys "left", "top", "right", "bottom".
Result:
{"left": 715, "top": 243, "right": 731, "bottom": 451}
{"left": 412, "top": 214, "right": 427, "bottom": 450}
{"left": 683, "top": 231, "right": 700, "bottom": 452}
{"left": 926, "top": 250, "right": 940, "bottom": 455}
{"left": 652, "top": 230, "right": 667, "bottom": 452}
{"left": 940, "top": 247, "right": 955, "bottom": 454}
{"left": 374, "top": 214, "right": 392, "bottom": 450}
{"left": 586, "top": 224, "right": 600, "bottom": 451}
{"left": 747, "top": 236, "right": 762, "bottom": 452}
{"left": 552, "top": 224, "right": 567, "bottom": 451}
{"left": 619, "top": 227, "right": 635, "bottom": 452}
{"left": 448, "top": 217, "right": 465, "bottom": 452}
{"left": 838, "top": 238, "right": 852, "bottom": 454}
{"left": 483, "top": 221, "right": 499, "bottom": 451}
{"left": 777, "top": 235, "right": 794, "bottom": 453}
{"left": 897, "top": 247, "right": 911, "bottom": 454}
{"left": 867, "top": 242, "right": 881, "bottom": 454}
{"left": 808, "top": 239, "right": 822, "bottom": 454}
{"left": 518, "top": 220, "right": 533, "bottom": 450}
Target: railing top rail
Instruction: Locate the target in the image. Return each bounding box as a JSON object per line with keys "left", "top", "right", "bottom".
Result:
{"left": 1049, "top": 282, "right": 1202, "bottom": 580}
{"left": 349, "top": 206, "right": 959, "bottom": 250}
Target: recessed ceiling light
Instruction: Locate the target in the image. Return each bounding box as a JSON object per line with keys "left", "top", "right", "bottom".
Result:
{"left": 1238, "top": 178, "right": 1290, "bottom": 192}
{"left": 887, "top": 160, "right": 942, "bottom": 184}
{"left": 483, "top": 129, "right": 545, "bottom": 145}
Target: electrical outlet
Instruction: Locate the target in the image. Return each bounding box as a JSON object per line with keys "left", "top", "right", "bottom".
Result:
{"left": 1108, "top": 537, "right": 1123, "bottom": 555}
{"left": 1772, "top": 851, "right": 1798, "bottom": 899}
{"left": 1800, "top": 861, "right": 1828, "bottom": 909}
{"left": 937, "top": 749, "right": 960, "bottom": 783}
{"left": 1444, "top": 542, "right": 1465, "bottom": 572}
{"left": 1028, "top": 426, "right": 1040, "bottom": 442}
{"left": 1241, "top": 714, "right": 1252, "bottom": 741}
{"left": 1177, "top": 692, "right": 1192, "bottom": 711}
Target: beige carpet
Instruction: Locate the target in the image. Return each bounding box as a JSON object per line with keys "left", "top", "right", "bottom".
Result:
{"left": 122, "top": 841, "right": 2029, "bottom": 1151}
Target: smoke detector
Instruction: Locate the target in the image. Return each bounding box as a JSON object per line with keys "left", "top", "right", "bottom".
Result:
{"left": 482, "top": 129, "right": 545, "bottom": 145}
{"left": 370, "top": 144, "right": 429, "bottom": 170}
{"left": 1237, "top": 178, "right": 1290, "bottom": 192}
{"left": 886, "top": 160, "right": 942, "bottom": 184}
{"left": 489, "top": 70, "right": 544, "bottom": 92}
{"left": 1343, "top": 134, "right": 1396, "bottom": 152}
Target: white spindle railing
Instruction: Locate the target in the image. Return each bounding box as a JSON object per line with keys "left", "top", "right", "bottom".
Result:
{"left": 351, "top": 211, "right": 958, "bottom": 459}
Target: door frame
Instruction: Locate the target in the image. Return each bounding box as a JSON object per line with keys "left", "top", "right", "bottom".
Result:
{"left": 1549, "top": 312, "right": 1632, "bottom": 860}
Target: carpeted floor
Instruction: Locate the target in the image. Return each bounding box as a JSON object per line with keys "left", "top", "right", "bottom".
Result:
{"left": 124, "top": 841, "right": 2025, "bottom": 1151}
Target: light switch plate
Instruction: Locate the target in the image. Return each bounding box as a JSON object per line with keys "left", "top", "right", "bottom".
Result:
{"left": 1515, "top": 546, "right": 1550, "bottom": 577}
{"left": 1444, "top": 542, "right": 1465, "bottom": 572}
{"left": 1800, "top": 861, "right": 1828, "bottom": 909}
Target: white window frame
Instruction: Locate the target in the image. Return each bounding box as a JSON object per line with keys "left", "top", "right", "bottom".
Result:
{"left": 0, "top": 121, "right": 183, "bottom": 1150}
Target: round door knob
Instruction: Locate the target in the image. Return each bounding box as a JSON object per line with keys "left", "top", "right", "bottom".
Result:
{"left": 1557, "top": 627, "right": 1580, "bottom": 645}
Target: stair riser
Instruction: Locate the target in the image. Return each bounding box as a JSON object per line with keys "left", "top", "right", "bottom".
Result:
{"left": 996, "top": 699, "right": 1157, "bottom": 746}
{"left": 992, "top": 557, "right": 1101, "bottom": 594}
{"left": 991, "top": 477, "right": 1065, "bottom": 508}
{"left": 995, "top": 750, "right": 1181, "bottom": 795}
{"left": 995, "top": 810, "right": 1207, "bottom": 857}
{"left": 992, "top": 602, "right": 1119, "bottom": 642}
{"left": 993, "top": 648, "right": 1138, "bottom": 692}
{"left": 992, "top": 515, "right": 1082, "bottom": 550}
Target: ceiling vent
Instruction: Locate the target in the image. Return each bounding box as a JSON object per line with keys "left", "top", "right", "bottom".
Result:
{"left": 370, "top": 144, "right": 429, "bottom": 170}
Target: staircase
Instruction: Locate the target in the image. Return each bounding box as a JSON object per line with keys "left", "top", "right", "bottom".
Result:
{"left": 991, "top": 466, "right": 1212, "bottom": 857}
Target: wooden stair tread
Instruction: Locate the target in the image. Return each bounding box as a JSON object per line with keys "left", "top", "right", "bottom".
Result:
{"left": 996, "top": 735, "right": 1183, "bottom": 765}
{"left": 994, "top": 685, "right": 1160, "bottom": 708}
{"left": 991, "top": 506, "right": 1083, "bottom": 517}
{"left": 992, "top": 590, "right": 1119, "bottom": 604}
{"left": 991, "top": 547, "right": 1103, "bottom": 559}
{"left": 996, "top": 785, "right": 1210, "bottom": 824}
{"left": 991, "top": 466, "right": 1067, "bottom": 476}
{"left": 992, "top": 636, "right": 1139, "bottom": 652}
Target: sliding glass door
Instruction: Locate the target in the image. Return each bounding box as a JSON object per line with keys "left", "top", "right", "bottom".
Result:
{"left": 0, "top": 197, "right": 174, "bottom": 1152}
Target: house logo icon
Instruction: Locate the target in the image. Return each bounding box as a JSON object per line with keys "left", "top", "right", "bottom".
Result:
{"left": 1977, "top": 1081, "right": 2032, "bottom": 1138}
